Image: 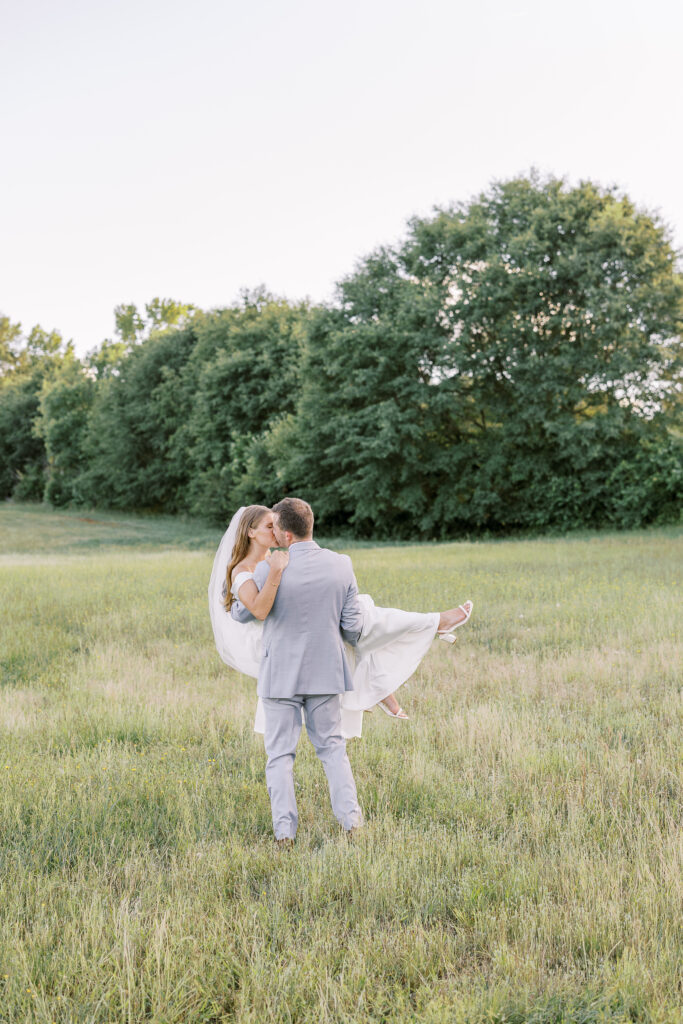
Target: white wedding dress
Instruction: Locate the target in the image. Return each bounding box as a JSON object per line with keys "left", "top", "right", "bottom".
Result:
{"left": 208, "top": 508, "right": 440, "bottom": 739}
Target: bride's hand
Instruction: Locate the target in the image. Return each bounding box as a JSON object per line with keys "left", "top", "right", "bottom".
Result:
{"left": 269, "top": 549, "right": 289, "bottom": 572}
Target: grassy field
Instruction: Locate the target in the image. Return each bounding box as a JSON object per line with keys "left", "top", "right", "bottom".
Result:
{"left": 0, "top": 503, "right": 681, "bottom": 1024}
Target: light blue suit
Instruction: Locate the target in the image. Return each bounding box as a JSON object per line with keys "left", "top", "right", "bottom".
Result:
{"left": 232, "top": 541, "right": 364, "bottom": 838}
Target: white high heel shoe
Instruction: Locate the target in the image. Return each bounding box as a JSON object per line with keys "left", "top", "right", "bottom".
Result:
{"left": 377, "top": 699, "right": 409, "bottom": 720}
{"left": 438, "top": 600, "right": 473, "bottom": 644}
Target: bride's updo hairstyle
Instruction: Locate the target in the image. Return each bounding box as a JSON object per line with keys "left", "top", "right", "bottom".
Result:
{"left": 223, "top": 505, "right": 271, "bottom": 610}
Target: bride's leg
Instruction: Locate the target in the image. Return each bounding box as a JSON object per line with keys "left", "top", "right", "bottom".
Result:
{"left": 438, "top": 601, "right": 473, "bottom": 632}
{"left": 377, "top": 693, "right": 409, "bottom": 719}
{"left": 380, "top": 693, "right": 401, "bottom": 715}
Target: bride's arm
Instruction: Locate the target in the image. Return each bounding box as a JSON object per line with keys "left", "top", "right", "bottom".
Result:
{"left": 235, "top": 550, "right": 289, "bottom": 621}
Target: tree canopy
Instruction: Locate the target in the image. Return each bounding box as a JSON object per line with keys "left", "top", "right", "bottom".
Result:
{"left": 1, "top": 175, "right": 681, "bottom": 535}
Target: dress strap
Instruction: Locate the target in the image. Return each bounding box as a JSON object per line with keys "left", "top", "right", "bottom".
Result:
{"left": 231, "top": 571, "right": 255, "bottom": 598}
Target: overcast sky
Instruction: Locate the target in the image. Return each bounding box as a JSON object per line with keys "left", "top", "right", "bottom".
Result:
{"left": 2, "top": 0, "right": 681, "bottom": 356}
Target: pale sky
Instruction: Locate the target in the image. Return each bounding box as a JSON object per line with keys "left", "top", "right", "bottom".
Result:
{"left": 2, "top": 0, "right": 681, "bottom": 357}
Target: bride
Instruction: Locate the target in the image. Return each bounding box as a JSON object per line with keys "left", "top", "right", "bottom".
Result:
{"left": 208, "top": 504, "right": 473, "bottom": 738}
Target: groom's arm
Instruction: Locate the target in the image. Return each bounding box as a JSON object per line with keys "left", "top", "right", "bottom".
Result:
{"left": 340, "top": 559, "right": 363, "bottom": 646}
{"left": 230, "top": 598, "right": 255, "bottom": 624}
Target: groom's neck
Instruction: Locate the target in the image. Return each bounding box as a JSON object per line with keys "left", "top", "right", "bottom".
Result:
{"left": 287, "top": 534, "right": 313, "bottom": 547}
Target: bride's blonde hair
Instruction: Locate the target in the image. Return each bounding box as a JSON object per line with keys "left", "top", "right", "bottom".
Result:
{"left": 223, "top": 505, "right": 271, "bottom": 610}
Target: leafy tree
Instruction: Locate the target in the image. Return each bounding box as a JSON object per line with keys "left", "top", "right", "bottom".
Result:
{"left": 113, "top": 298, "right": 196, "bottom": 345}
{"left": 403, "top": 173, "right": 682, "bottom": 529}
{"left": 144, "top": 298, "right": 196, "bottom": 332}
{"left": 184, "top": 291, "right": 309, "bottom": 522}
{"left": 37, "top": 355, "right": 95, "bottom": 505}
{"left": 85, "top": 337, "right": 129, "bottom": 380}
{"left": 77, "top": 325, "right": 198, "bottom": 511}
{"left": 113, "top": 303, "right": 146, "bottom": 344}
{"left": 4, "top": 175, "right": 680, "bottom": 536}
{"left": 25, "top": 325, "right": 65, "bottom": 359}
{"left": 282, "top": 174, "right": 682, "bottom": 535}
{"left": 272, "top": 263, "right": 465, "bottom": 537}
{"left": 0, "top": 370, "right": 46, "bottom": 499}
{"left": 0, "top": 322, "right": 70, "bottom": 500}
{"left": 0, "top": 315, "right": 22, "bottom": 377}
{"left": 72, "top": 292, "right": 308, "bottom": 521}
{"left": 72, "top": 300, "right": 199, "bottom": 511}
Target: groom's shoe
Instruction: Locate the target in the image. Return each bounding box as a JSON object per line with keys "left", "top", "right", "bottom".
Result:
{"left": 275, "top": 837, "right": 295, "bottom": 849}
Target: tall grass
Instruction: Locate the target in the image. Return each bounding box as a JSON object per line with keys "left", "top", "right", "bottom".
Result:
{"left": 0, "top": 504, "right": 681, "bottom": 1023}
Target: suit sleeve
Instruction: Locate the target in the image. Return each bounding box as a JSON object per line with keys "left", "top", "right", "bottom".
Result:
{"left": 229, "top": 560, "right": 270, "bottom": 623}
{"left": 230, "top": 599, "right": 254, "bottom": 624}
{"left": 340, "top": 561, "right": 363, "bottom": 647}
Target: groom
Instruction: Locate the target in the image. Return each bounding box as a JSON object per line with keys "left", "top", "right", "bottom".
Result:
{"left": 231, "top": 497, "right": 364, "bottom": 843}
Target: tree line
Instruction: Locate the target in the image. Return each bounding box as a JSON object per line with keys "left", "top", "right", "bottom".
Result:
{"left": 1, "top": 174, "right": 681, "bottom": 538}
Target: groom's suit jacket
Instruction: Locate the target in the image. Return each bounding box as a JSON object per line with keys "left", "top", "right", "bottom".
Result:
{"left": 231, "top": 541, "right": 363, "bottom": 699}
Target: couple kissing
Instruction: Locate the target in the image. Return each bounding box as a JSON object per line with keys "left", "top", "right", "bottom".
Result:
{"left": 208, "top": 497, "right": 473, "bottom": 843}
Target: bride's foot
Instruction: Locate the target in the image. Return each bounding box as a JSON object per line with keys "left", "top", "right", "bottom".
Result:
{"left": 438, "top": 600, "right": 473, "bottom": 640}
{"left": 377, "top": 694, "right": 409, "bottom": 719}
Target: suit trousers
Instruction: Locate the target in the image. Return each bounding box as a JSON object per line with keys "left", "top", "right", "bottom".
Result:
{"left": 261, "top": 694, "right": 363, "bottom": 839}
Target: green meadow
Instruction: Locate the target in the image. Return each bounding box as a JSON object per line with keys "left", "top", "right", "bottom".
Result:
{"left": 0, "top": 503, "right": 681, "bottom": 1024}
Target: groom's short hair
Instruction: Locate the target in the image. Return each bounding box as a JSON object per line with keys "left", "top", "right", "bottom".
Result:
{"left": 272, "top": 497, "right": 314, "bottom": 539}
